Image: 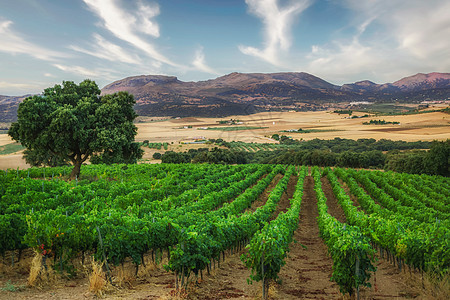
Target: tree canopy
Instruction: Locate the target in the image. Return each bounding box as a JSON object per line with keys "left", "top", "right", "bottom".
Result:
{"left": 9, "top": 80, "right": 143, "bottom": 179}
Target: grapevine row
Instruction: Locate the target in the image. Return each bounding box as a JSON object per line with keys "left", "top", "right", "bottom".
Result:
{"left": 313, "top": 167, "right": 376, "bottom": 297}
{"left": 242, "top": 166, "right": 307, "bottom": 298}
{"left": 329, "top": 168, "right": 449, "bottom": 274}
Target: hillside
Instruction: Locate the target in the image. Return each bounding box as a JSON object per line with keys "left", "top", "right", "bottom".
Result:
{"left": 0, "top": 95, "right": 31, "bottom": 122}
{"left": 101, "top": 71, "right": 450, "bottom": 117}
{"left": 1, "top": 72, "right": 449, "bottom": 121}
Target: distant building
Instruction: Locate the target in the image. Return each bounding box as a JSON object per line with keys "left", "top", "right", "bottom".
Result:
{"left": 349, "top": 101, "right": 372, "bottom": 105}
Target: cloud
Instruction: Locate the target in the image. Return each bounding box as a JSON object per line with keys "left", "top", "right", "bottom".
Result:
{"left": 301, "top": 0, "right": 450, "bottom": 84}
{"left": 69, "top": 34, "right": 141, "bottom": 64}
{"left": 344, "top": 0, "right": 450, "bottom": 59}
{"left": 0, "top": 81, "right": 41, "bottom": 91}
{"left": 53, "top": 63, "right": 117, "bottom": 80}
{"left": 306, "top": 39, "right": 384, "bottom": 83}
{"left": 239, "top": 0, "right": 311, "bottom": 66}
{"left": 136, "top": 0, "right": 160, "bottom": 36}
{"left": 192, "top": 47, "right": 219, "bottom": 75}
{"left": 82, "top": 0, "right": 177, "bottom": 67}
{"left": 0, "top": 19, "right": 66, "bottom": 61}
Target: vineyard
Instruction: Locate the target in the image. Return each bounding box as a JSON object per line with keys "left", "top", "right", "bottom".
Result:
{"left": 0, "top": 163, "right": 449, "bottom": 299}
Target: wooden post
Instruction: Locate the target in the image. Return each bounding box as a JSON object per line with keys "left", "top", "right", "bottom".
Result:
{"left": 181, "top": 266, "right": 185, "bottom": 288}
{"left": 141, "top": 254, "right": 146, "bottom": 267}
{"left": 262, "top": 250, "right": 265, "bottom": 300}
{"left": 96, "top": 226, "right": 113, "bottom": 285}
{"left": 355, "top": 256, "right": 360, "bottom": 300}
{"left": 60, "top": 249, "right": 64, "bottom": 274}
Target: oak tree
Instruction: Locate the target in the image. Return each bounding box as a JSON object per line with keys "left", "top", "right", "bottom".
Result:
{"left": 9, "top": 80, "right": 143, "bottom": 179}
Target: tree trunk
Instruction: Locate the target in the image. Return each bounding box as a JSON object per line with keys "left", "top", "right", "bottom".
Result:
{"left": 69, "top": 160, "right": 82, "bottom": 180}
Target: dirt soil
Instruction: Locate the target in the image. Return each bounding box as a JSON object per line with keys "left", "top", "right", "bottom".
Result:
{"left": 274, "top": 176, "right": 341, "bottom": 299}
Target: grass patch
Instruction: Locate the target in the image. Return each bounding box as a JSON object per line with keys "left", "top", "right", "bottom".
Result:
{"left": 201, "top": 126, "right": 268, "bottom": 131}
{"left": 354, "top": 103, "right": 449, "bottom": 116}
{"left": 0, "top": 280, "right": 25, "bottom": 292}
{"left": 0, "top": 143, "right": 24, "bottom": 155}
{"left": 355, "top": 103, "right": 416, "bottom": 114}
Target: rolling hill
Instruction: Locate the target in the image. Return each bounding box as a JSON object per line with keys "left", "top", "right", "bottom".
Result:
{"left": 1, "top": 72, "right": 449, "bottom": 121}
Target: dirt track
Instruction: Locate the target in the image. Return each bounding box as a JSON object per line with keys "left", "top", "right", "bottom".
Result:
{"left": 275, "top": 176, "right": 341, "bottom": 299}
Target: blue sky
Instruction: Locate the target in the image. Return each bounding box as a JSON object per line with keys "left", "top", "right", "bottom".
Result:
{"left": 1, "top": 0, "right": 449, "bottom": 95}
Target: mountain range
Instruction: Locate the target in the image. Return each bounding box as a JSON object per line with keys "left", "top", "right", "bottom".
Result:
{"left": 101, "top": 72, "right": 450, "bottom": 117}
{"left": 1, "top": 72, "right": 449, "bottom": 121}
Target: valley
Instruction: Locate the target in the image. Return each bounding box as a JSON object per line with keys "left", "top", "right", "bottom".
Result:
{"left": 1, "top": 109, "right": 449, "bottom": 170}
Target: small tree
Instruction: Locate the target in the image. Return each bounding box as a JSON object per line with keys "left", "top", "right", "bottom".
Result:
{"left": 9, "top": 80, "right": 143, "bottom": 179}
{"left": 161, "top": 151, "right": 191, "bottom": 163}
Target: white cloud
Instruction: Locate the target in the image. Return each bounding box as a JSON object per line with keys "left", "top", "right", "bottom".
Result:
{"left": 83, "top": 0, "right": 177, "bottom": 67}
{"left": 136, "top": 0, "right": 160, "bottom": 37}
{"left": 303, "top": 0, "right": 450, "bottom": 84}
{"left": 192, "top": 47, "right": 219, "bottom": 75}
{"left": 307, "top": 39, "right": 383, "bottom": 83}
{"left": 392, "top": 3, "right": 450, "bottom": 62}
{"left": 0, "top": 19, "right": 66, "bottom": 61}
{"left": 53, "top": 63, "right": 117, "bottom": 80}
{"left": 69, "top": 34, "right": 141, "bottom": 64}
{"left": 239, "top": 0, "right": 311, "bottom": 66}
{"left": 0, "top": 81, "right": 40, "bottom": 91}
{"left": 344, "top": 0, "right": 450, "bottom": 60}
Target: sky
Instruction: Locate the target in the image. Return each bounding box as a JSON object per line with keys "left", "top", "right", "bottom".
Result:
{"left": 0, "top": 0, "right": 449, "bottom": 95}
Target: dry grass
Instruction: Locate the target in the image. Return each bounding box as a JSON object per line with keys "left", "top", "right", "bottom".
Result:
{"left": 388, "top": 267, "right": 450, "bottom": 300}
{"left": 88, "top": 259, "right": 107, "bottom": 297}
{"left": 267, "top": 281, "right": 278, "bottom": 299}
{"left": 136, "top": 258, "right": 157, "bottom": 278}
{"left": 27, "top": 252, "right": 56, "bottom": 288}
{"left": 0, "top": 259, "right": 30, "bottom": 278}
{"left": 113, "top": 264, "right": 136, "bottom": 288}
{"left": 27, "top": 252, "right": 41, "bottom": 287}
{"left": 424, "top": 272, "right": 450, "bottom": 300}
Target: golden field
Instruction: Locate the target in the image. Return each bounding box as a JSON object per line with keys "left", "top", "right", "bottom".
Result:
{"left": 1, "top": 110, "right": 449, "bottom": 170}
{"left": 135, "top": 110, "right": 450, "bottom": 143}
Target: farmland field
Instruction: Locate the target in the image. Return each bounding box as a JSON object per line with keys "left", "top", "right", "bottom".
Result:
{"left": 1, "top": 110, "right": 449, "bottom": 170}
{"left": 134, "top": 111, "right": 450, "bottom": 144}
{"left": 0, "top": 163, "right": 448, "bottom": 299}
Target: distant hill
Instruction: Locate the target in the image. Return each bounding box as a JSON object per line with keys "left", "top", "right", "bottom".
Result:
{"left": 392, "top": 72, "right": 450, "bottom": 91}
{"left": 101, "top": 72, "right": 450, "bottom": 117}
{"left": 0, "top": 95, "right": 31, "bottom": 122}
{"left": 1, "top": 72, "right": 449, "bottom": 121}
